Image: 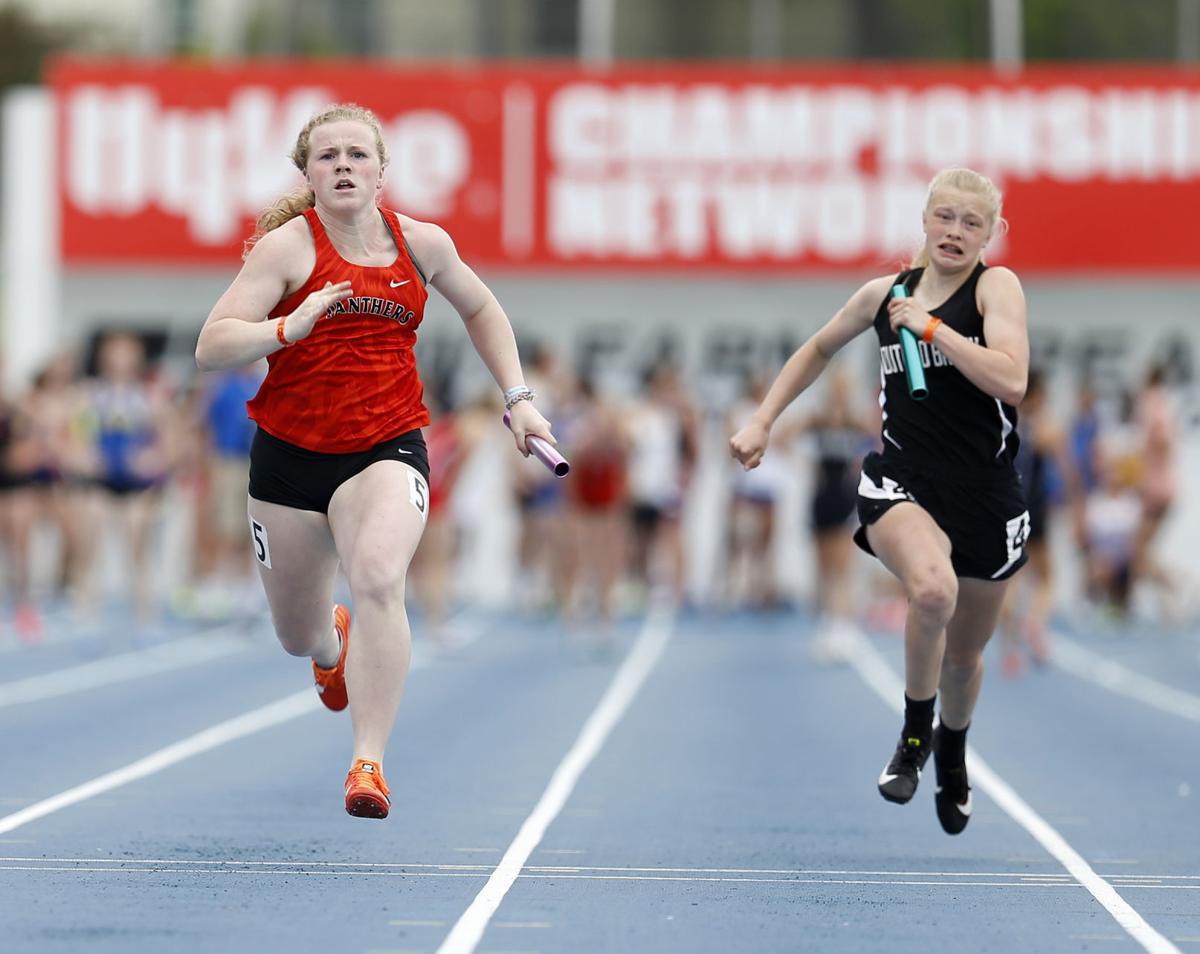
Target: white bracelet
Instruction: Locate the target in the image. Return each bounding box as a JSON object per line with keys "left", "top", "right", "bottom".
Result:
{"left": 504, "top": 386, "right": 536, "bottom": 411}
{"left": 505, "top": 391, "right": 536, "bottom": 411}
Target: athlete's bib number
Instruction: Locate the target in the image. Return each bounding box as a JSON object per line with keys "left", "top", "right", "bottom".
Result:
{"left": 408, "top": 471, "right": 428, "bottom": 524}
{"left": 249, "top": 517, "right": 272, "bottom": 569}
{"left": 1003, "top": 511, "right": 1031, "bottom": 563}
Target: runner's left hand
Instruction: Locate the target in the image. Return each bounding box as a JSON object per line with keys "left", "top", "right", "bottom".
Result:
{"left": 508, "top": 400, "right": 556, "bottom": 457}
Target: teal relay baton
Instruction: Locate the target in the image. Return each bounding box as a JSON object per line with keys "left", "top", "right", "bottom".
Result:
{"left": 891, "top": 285, "right": 928, "bottom": 400}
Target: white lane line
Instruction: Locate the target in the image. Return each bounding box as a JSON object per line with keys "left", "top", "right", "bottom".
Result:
{"left": 8, "top": 856, "right": 1199, "bottom": 882}
{"left": 493, "top": 922, "right": 552, "bottom": 929}
{"left": 0, "top": 642, "right": 435, "bottom": 837}
{"left": 846, "top": 631, "right": 1182, "bottom": 954}
{"left": 0, "top": 629, "right": 253, "bottom": 709}
{"left": 437, "top": 605, "right": 676, "bottom": 954}
{"left": 0, "top": 690, "right": 319, "bottom": 835}
{"left": 1052, "top": 634, "right": 1200, "bottom": 722}
{"left": 0, "top": 866, "right": 420, "bottom": 878}
{"left": 5, "top": 864, "right": 1198, "bottom": 889}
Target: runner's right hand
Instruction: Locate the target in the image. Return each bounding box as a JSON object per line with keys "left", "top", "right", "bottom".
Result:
{"left": 730, "top": 421, "right": 769, "bottom": 470}
{"left": 281, "top": 281, "right": 354, "bottom": 343}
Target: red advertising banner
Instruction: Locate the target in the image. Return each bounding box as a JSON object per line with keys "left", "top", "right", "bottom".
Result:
{"left": 48, "top": 59, "right": 1200, "bottom": 273}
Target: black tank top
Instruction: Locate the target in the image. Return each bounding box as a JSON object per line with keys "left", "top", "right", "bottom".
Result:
{"left": 873, "top": 263, "right": 1019, "bottom": 471}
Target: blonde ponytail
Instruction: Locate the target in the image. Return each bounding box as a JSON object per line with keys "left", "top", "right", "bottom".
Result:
{"left": 242, "top": 188, "right": 315, "bottom": 259}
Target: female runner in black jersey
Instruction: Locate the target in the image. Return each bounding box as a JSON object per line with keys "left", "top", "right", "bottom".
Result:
{"left": 730, "top": 168, "right": 1029, "bottom": 835}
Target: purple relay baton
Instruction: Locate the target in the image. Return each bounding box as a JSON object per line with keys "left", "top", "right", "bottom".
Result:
{"left": 504, "top": 411, "right": 570, "bottom": 478}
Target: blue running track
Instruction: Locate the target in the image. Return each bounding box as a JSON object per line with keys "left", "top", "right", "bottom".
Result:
{"left": 0, "top": 605, "right": 1196, "bottom": 954}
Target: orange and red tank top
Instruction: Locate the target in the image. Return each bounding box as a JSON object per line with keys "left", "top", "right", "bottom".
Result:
{"left": 246, "top": 206, "right": 430, "bottom": 453}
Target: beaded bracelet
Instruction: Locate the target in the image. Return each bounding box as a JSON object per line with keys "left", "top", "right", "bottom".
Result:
{"left": 504, "top": 387, "right": 537, "bottom": 411}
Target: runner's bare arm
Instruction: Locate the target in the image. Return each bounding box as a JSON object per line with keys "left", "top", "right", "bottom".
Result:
{"left": 195, "top": 222, "right": 352, "bottom": 372}
{"left": 754, "top": 275, "right": 890, "bottom": 430}
{"left": 406, "top": 220, "right": 528, "bottom": 392}
{"left": 893, "top": 266, "right": 1028, "bottom": 406}
{"left": 404, "top": 217, "right": 554, "bottom": 453}
{"left": 730, "top": 275, "right": 889, "bottom": 469}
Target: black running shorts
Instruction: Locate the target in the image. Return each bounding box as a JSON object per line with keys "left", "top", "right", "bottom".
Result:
{"left": 852, "top": 451, "right": 1030, "bottom": 581}
{"left": 248, "top": 426, "right": 430, "bottom": 515}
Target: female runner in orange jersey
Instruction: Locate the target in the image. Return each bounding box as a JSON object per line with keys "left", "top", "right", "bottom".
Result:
{"left": 196, "top": 103, "right": 555, "bottom": 819}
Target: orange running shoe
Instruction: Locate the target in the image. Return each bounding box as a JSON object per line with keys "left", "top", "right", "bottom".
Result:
{"left": 312, "top": 604, "right": 351, "bottom": 712}
{"left": 344, "top": 759, "right": 391, "bottom": 818}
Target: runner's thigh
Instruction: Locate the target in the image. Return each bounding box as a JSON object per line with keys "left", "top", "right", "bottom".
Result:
{"left": 866, "top": 502, "right": 954, "bottom": 588}
{"left": 247, "top": 496, "right": 339, "bottom": 632}
{"left": 327, "top": 461, "right": 428, "bottom": 595}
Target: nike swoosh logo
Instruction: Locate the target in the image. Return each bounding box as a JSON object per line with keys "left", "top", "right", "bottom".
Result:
{"left": 879, "top": 765, "right": 922, "bottom": 786}
{"left": 397, "top": 449, "right": 412, "bottom": 455}
{"left": 936, "top": 787, "right": 972, "bottom": 816}
{"left": 390, "top": 279, "right": 410, "bottom": 288}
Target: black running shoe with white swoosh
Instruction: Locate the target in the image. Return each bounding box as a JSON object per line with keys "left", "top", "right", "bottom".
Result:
{"left": 877, "top": 734, "right": 931, "bottom": 804}
{"left": 933, "top": 726, "right": 972, "bottom": 834}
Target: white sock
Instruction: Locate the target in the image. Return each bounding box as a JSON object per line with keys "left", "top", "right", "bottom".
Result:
{"left": 313, "top": 626, "right": 341, "bottom": 670}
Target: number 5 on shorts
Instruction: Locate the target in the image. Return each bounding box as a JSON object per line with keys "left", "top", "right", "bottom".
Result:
{"left": 408, "top": 470, "right": 428, "bottom": 524}
{"left": 249, "top": 516, "right": 272, "bottom": 568}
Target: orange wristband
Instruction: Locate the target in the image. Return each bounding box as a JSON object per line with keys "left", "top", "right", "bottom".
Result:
{"left": 276, "top": 316, "right": 292, "bottom": 347}
{"left": 922, "top": 317, "right": 943, "bottom": 344}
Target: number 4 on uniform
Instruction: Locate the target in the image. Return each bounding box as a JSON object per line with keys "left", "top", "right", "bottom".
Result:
{"left": 249, "top": 517, "right": 273, "bottom": 568}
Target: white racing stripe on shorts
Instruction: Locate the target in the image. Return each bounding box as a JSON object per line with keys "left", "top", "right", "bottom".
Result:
{"left": 990, "top": 510, "right": 1031, "bottom": 579}
{"left": 857, "top": 471, "right": 911, "bottom": 502}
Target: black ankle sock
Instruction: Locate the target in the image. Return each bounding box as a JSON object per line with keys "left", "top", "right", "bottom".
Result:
{"left": 902, "top": 694, "right": 936, "bottom": 743}
{"left": 937, "top": 722, "right": 969, "bottom": 764}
